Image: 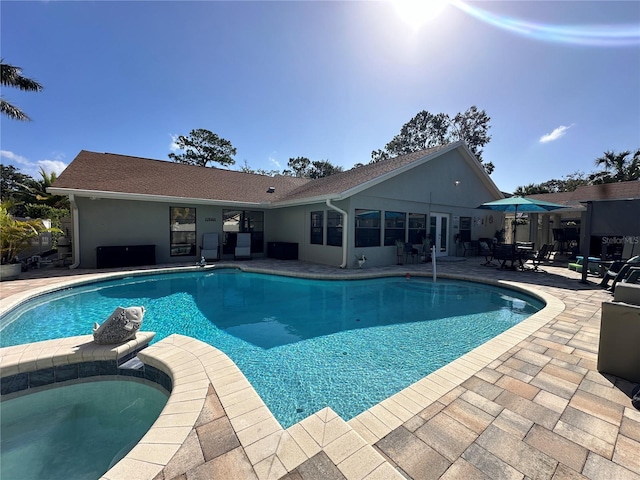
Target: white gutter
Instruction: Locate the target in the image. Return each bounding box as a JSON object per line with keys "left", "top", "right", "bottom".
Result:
{"left": 326, "top": 199, "right": 348, "bottom": 269}
{"left": 69, "top": 194, "right": 80, "bottom": 269}
{"left": 46, "top": 188, "right": 265, "bottom": 208}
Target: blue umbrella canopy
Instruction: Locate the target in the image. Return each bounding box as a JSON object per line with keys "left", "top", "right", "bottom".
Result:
{"left": 477, "top": 196, "right": 567, "bottom": 213}
{"left": 478, "top": 196, "right": 568, "bottom": 242}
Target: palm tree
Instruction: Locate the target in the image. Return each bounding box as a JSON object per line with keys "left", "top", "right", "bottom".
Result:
{"left": 1, "top": 60, "right": 43, "bottom": 121}
{"left": 591, "top": 149, "right": 640, "bottom": 184}
{"left": 20, "top": 167, "right": 69, "bottom": 209}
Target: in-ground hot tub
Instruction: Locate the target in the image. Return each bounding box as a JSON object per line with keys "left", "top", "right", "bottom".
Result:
{"left": 0, "top": 332, "right": 173, "bottom": 480}
{"left": 1, "top": 378, "right": 168, "bottom": 480}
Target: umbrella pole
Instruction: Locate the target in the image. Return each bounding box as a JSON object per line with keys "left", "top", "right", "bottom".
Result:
{"left": 512, "top": 205, "right": 518, "bottom": 243}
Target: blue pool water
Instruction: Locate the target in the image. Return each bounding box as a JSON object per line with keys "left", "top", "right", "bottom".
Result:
{"left": 0, "top": 270, "right": 543, "bottom": 427}
{"left": 0, "top": 379, "right": 168, "bottom": 480}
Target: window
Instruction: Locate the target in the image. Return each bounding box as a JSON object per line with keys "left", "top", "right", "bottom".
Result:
{"left": 311, "top": 211, "right": 323, "bottom": 245}
{"left": 384, "top": 211, "right": 406, "bottom": 246}
{"left": 222, "top": 209, "right": 264, "bottom": 254}
{"left": 355, "top": 209, "right": 380, "bottom": 247}
{"left": 327, "top": 211, "right": 343, "bottom": 246}
{"left": 170, "top": 207, "right": 196, "bottom": 256}
{"left": 459, "top": 216, "right": 472, "bottom": 243}
{"left": 408, "top": 213, "right": 427, "bottom": 244}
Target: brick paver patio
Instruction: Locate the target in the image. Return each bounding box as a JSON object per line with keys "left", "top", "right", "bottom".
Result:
{"left": 1, "top": 255, "right": 638, "bottom": 480}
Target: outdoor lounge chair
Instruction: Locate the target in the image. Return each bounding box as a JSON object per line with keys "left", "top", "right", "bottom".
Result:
{"left": 200, "top": 233, "right": 220, "bottom": 261}
{"left": 600, "top": 255, "right": 640, "bottom": 289}
{"left": 610, "top": 263, "right": 640, "bottom": 293}
{"left": 234, "top": 232, "right": 251, "bottom": 260}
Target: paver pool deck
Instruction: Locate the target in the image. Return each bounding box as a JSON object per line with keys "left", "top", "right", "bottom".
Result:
{"left": 1, "top": 256, "right": 638, "bottom": 480}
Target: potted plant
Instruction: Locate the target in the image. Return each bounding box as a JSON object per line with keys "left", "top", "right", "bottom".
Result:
{"left": 0, "top": 204, "right": 56, "bottom": 281}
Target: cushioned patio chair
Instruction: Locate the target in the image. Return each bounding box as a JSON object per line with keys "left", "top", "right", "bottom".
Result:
{"left": 234, "top": 232, "right": 252, "bottom": 260}
{"left": 200, "top": 233, "right": 220, "bottom": 261}
{"left": 478, "top": 239, "right": 496, "bottom": 266}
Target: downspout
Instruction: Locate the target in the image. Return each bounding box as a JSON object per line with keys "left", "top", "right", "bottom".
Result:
{"left": 326, "top": 199, "right": 348, "bottom": 269}
{"left": 68, "top": 194, "right": 80, "bottom": 269}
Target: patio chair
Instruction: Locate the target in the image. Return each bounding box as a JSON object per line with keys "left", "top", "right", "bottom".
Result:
{"left": 552, "top": 228, "right": 567, "bottom": 254}
{"left": 463, "top": 240, "right": 479, "bottom": 257}
{"left": 600, "top": 255, "right": 640, "bottom": 289}
{"left": 234, "top": 232, "right": 252, "bottom": 260}
{"left": 405, "top": 243, "right": 418, "bottom": 263}
{"left": 622, "top": 267, "right": 640, "bottom": 285}
{"left": 478, "top": 239, "right": 496, "bottom": 266}
{"left": 524, "top": 244, "right": 550, "bottom": 272}
{"left": 610, "top": 264, "right": 640, "bottom": 293}
{"left": 200, "top": 233, "right": 220, "bottom": 261}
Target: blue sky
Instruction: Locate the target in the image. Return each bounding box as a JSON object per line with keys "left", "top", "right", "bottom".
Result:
{"left": 1, "top": 1, "right": 639, "bottom": 193}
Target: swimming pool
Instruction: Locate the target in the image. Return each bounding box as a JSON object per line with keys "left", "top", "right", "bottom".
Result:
{"left": 0, "top": 379, "right": 168, "bottom": 480}
{"left": 0, "top": 269, "right": 543, "bottom": 427}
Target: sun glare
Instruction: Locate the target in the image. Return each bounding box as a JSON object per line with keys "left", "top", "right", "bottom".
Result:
{"left": 394, "top": 0, "right": 450, "bottom": 30}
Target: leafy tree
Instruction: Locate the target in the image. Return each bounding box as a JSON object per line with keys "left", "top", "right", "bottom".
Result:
{"left": 238, "top": 160, "right": 280, "bottom": 177}
{"left": 21, "top": 167, "right": 69, "bottom": 209}
{"left": 168, "top": 129, "right": 236, "bottom": 168}
{"left": 307, "top": 160, "right": 343, "bottom": 179}
{"left": 0, "top": 165, "right": 69, "bottom": 217}
{"left": 513, "top": 183, "right": 550, "bottom": 196}
{"left": 1, "top": 60, "right": 43, "bottom": 121}
{"left": 541, "top": 171, "right": 590, "bottom": 193}
{"left": 283, "top": 157, "right": 311, "bottom": 177}
{"left": 1, "top": 164, "right": 33, "bottom": 206}
{"left": 282, "top": 157, "right": 343, "bottom": 178}
{"left": 514, "top": 171, "right": 592, "bottom": 195}
{"left": 371, "top": 106, "right": 493, "bottom": 173}
{"left": 590, "top": 149, "right": 640, "bottom": 184}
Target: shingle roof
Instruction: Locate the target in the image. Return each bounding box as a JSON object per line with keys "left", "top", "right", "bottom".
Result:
{"left": 51, "top": 145, "right": 456, "bottom": 205}
{"left": 528, "top": 181, "right": 640, "bottom": 207}
{"left": 51, "top": 151, "right": 310, "bottom": 204}
{"left": 278, "top": 146, "right": 449, "bottom": 203}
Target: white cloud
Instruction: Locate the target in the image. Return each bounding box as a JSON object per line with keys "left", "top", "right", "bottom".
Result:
{"left": 0, "top": 150, "right": 67, "bottom": 178}
{"left": 38, "top": 160, "right": 68, "bottom": 176}
{"left": 269, "top": 152, "right": 281, "bottom": 169}
{"left": 0, "top": 150, "right": 30, "bottom": 165}
{"left": 539, "top": 124, "right": 573, "bottom": 143}
{"left": 169, "top": 134, "right": 180, "bottom": 152}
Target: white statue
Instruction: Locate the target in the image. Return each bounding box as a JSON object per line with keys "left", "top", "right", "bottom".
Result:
{"left": 93, "top": 306, "right": 145, "bottom": 344}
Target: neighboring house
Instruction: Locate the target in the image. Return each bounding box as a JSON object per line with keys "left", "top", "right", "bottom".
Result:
{"left": 48, "top": 141, "right": 504, "bottom": 269}
{"left": 526, "top": 181, "right": 640, "bottom": 257}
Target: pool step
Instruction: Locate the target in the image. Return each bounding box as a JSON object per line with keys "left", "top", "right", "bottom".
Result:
{"left": 119, "top": 356, "right": 144, "bottom": 370}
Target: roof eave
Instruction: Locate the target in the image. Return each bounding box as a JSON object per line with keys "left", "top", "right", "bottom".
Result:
{"left": 271, "top": 194, "right": 344, "bottom": 208}
{"left": 47, "top": 187, "right": 267, "bottom": 208}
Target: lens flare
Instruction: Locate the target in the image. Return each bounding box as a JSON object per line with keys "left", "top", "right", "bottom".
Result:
{"left": 451, "top": 0, "right": 639, "bottom": 47}
{"left": 394, "top": 0, "right": 450, "bottom": 30}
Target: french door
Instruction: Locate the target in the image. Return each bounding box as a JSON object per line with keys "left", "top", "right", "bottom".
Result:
{"left": 430, "top": 213, "right": 449, "bottom": 257}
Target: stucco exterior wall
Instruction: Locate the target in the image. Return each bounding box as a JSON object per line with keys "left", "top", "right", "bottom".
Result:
{"left": 268, "top": 203, "right": 346, "bottom": 267}
{"left": 343, "top": 149, "right": 501, "bottom": 266}
{"left": 76, "top": 197, "right": 230, "bottom": 268}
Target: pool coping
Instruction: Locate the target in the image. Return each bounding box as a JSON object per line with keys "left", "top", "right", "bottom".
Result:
{"left": 0, "top": 265, "right": 565, "bottom": 480}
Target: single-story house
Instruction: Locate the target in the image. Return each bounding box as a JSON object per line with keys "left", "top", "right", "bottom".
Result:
{"left": 48, "top": 141, "right": 505, "bottom": 269}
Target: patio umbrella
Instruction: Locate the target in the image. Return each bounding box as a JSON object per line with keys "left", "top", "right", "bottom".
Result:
{"left": 477, "top": 196, "right": 568, "bottom": 242}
